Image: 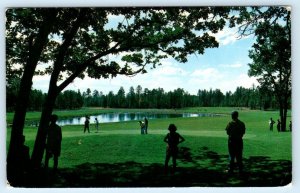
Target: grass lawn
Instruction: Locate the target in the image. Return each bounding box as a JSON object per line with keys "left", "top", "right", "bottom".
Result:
{"left": 6, "top": 107, "right": 292, "bottom": 187}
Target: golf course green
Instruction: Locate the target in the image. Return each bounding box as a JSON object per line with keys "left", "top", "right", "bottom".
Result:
{"left": 6, "top": 107, "right": 292, "bottom": 187}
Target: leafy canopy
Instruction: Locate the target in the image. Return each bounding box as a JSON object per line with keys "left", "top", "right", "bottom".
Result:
{"left": 6, "top": 7, "right": 231, "bottom": 87}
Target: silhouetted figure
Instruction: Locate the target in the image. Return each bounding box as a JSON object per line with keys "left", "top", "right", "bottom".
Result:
{"left": 269, "top": 118, "right": 275, "bottom": 131}
{"left": 277, "top": 119, "right": 281, "bottom": 132}
{"left": 144, "top": 117, "right": 148, "bottom": 134}
{"left": 84, "top": 116, "right": 90, "bottom": 133}
{"left": 289, "top": 121, "right": 292, "bottom": 132}
{"left": 164, "top": 124, "right": 185, "bottom": 174}
{"left": 45, "top": 114, "right": 62, "bottom": 172}
{"left": 139, "top": 121, "right": 145, "bottom": 134}
{"left": 95, "top": 118, "right": 99, "bottom": 133}
{"left": 225, "top": 111, "right": 246, "bottom": 174}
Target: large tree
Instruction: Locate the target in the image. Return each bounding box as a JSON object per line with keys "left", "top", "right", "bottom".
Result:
{"left": 7, "top": 7, "right": 232, "bottom": 179}
{"left": 6, "top": 9, "right": 59, "bottom": 184}
{"left": 231, "top": 6, "right": 291, "bottom": 131}
{"left": 248, "top": 21, "right": 291, "bottom": 131}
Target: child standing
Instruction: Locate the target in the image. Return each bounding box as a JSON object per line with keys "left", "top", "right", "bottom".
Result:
{"left": 164, "top": 124, "right": 185, "bottom": 173}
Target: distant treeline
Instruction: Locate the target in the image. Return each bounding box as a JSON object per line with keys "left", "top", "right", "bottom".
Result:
{"left": 7, "top": 85, "right": 281, "bottom": 112}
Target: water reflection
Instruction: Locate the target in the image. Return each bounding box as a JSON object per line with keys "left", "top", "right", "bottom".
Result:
{"left": 56, "top": 113, "right": 221, "bottom": 126}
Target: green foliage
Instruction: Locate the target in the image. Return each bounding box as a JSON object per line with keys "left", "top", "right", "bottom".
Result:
{"left": 7, "top": 7, "right": 292, "bottom": 168}
{"left": 231, "top": 6, "right": 291, "bottom": 98}
{"left": 28, "top": 89, "right": 45, "bottom": 111}
{"left": 230, "top": 6, "right": 291, "bottom": 130}
{"left": 248, "top": 8, "right": 291, "bottom": 131}
{"left": 82, "top": 85, "right": 275, "bottom": 110}
{"left": 6, "top": 84, "right": 277, "bottom": 113}
{"left": 6, "top": 76, "right": 21, "bottom": 111}
{"left": 7, "top": 84, "right": 277, "bottom": 113}
{"left": 6, "top": 9, "right": 45, "bottom": 78}
{"left": 6, "top": 7, "right": 232, "bottom": 93}
{"left": 55, "top": 90, "right": 84, "bottom": 109}
{"left": 248, "top": 22, "right": 291, "bottom": 90}
{"left": 7, "top": 89, "right": 84, "bottom": 112}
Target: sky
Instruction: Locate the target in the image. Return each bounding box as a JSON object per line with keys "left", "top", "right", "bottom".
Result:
{"left": 32, "top": 11, "right": 259, "bottom": 96}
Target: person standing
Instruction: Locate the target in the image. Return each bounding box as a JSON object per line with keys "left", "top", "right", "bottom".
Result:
{"left": 95, "top": 118, "right": 99, "bottom": 133}
{"left": 45, "top": 114, "right": 62, "bottom": 172}
{"left": 139, "top": 121, "right": 145, "bottom": 134}
{"left": 164, "top": 124, "right": 185, "bottom": 174}
{"left": 289, "top": 120, "right": 292, "bottom": 132}
{"left": 225, "top": 111, "right": 246, "bottom": 174}
{"left": 269, "top": 118, "right": 275, "bottom": 131}
{"left": 144, "top": 117, "right": 148, "bottom": 134}
{"left": 277, "top": 119, "right": 281, "bottom": 132}
{"left": 84, "top": 116, "right": 90, "bottom": 133}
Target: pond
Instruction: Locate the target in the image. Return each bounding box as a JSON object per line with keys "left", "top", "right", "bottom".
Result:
{"left": 56, "top": 112, "right": 222, "bottom": 126}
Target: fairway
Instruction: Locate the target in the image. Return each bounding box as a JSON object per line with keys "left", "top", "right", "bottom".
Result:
{"left": 6, "top": 108, "right": 292, "bottom": 187}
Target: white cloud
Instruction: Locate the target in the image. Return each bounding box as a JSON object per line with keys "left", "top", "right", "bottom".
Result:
{"left": 142, "top": 76, "right": 184, "bottom": 91}
{"left": 209, "top": 25, "right": 251, "bottom": 46}
{"left": 32, "top": 66, "right": 259, "bottom": 96}
{"left": 66, "top": 69, "right": 185, "bottom": 94}
{"left": 236, "top": 74, "right": 258, "bottom": 88}
{"left": 217, "top": 73, "right": 258, "bottom": 93}
{"left": 152, "top": 63, "right": 188, "bottom": 76}
{"left": 190, "top": 68, "right": 223, "bottom": 80}
{"left": 186, "top": 68, "right": 226, "bottom": 93}
{"left": 186, "top": 67, "right": 258, "bottom": 93}
{"left": 209, "top": 27, "right": 237, "bottom": 46}
{"left": 220, "top": 63, "right": 243, "bottom": 68}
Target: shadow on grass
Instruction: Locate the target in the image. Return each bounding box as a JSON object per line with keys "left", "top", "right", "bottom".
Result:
{"left": 19, "top": 146, "right": 291, "bottom": 187}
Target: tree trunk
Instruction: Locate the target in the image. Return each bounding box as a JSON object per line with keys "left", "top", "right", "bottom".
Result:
{"left": 282, "top": 109, "right": 287, "bottom": 132}
{"left": 278, "top": 100, "right": 288, "bottom": 132}
{"left": 6, "top": 66, "right": 35, "bottom": 185}
{"left": 281, "top": 96, "right": 289, "bottom": 132}
{"left": 7, "top": 10, "right": 58, "bottom": 185}
{"left": 30, "top": 10, "right": 87, "bottom": 168}
{"left": 31, "top": 86, "right": 59, "bottom": 168}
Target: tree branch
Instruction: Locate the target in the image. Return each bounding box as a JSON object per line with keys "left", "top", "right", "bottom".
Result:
{"left": 49, "top": 9, "right": 88, "bottom": 93}
{"left": 57, "top": 41, "right": 122, "bottom": 92}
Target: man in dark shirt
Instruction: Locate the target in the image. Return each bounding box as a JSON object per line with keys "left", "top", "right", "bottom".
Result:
{"left": 225, "top": 111, "right": 246, "bottom": 174}
{"left": 84, "top": 116, "right": 90, "bottom": 133}
{"left": 144, "top": 117, "right": 148, "bottom": 134}
{"left": 45, "top": 114, "right": 62, "bottom": 172}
